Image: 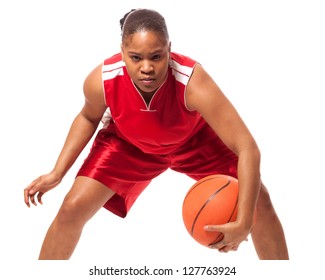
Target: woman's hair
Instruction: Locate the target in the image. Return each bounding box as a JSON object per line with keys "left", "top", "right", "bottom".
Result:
{"left": 120, "top": 9, "right": 169, "bottom": 42}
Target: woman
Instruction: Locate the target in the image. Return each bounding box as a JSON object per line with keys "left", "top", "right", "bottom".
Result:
{"left": 24, "top": 8, "right": 289, "bottom": 260}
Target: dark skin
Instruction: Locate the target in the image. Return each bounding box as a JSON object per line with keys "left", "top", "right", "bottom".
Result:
{"left": 24, "top": 30, "right": 289, "bottom": 259}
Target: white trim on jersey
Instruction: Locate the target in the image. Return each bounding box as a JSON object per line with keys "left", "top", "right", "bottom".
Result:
{"left": 169, "top": 59, "right": 193, "bottom": 86}
{"left": 101, "top": 107, "right": 113, "bottom": 128}
{"left": 102, "top": 61, "right": 125, "bottom": 80}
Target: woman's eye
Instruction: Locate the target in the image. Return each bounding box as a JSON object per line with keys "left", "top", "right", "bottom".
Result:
{"left": 131, "top": 56, "right": 141, "bottom": 62}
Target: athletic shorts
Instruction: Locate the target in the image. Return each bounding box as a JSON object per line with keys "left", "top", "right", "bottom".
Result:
{"left": 77, "top": 123, "right": 238, "bottom": 218}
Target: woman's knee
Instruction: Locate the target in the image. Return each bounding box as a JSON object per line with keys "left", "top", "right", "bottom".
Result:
{"left": 55, "top": 177, "right": 115, "bottom": 227}
{"left": 55, "top": 192, "right": 87, "bottom": 227}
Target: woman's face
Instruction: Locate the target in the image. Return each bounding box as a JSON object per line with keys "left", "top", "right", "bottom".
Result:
{"left": 121, "top": 30, "right": 170, "bottom": 95}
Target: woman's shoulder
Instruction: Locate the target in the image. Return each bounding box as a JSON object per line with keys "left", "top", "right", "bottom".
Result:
{"left": 169, "top": 52, "right": 198, "bottom": 86}
{"left": 170, "top": 52, "right": 197, "bottom": 68}
{"left": 103, "top": 53, "right": 124, "bottom": 66}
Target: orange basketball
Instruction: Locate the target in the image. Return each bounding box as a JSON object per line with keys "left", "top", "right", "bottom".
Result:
{"left": 182, "top": 174, "right": 238, "bottom": 247}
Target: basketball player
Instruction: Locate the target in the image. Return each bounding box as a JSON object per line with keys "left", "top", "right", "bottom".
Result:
{"left": 24, "top": 9, "right": 289, "bottom": 260}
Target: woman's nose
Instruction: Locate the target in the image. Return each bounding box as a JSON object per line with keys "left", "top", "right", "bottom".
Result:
{"left": 140, "top": 60, "right": 153, "bottom": 74}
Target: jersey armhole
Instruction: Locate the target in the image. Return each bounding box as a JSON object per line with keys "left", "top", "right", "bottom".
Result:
{"left": 184, "top": 62, "right": 200, "bottom": 112}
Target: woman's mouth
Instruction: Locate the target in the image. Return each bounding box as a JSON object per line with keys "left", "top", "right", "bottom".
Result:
{"left": 140, "top": 78, "right": 155, "bottom": 86}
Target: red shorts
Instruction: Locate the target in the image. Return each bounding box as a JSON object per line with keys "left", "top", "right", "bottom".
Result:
{"left": 77, "top": 124, "right": 238, "bottom": 218}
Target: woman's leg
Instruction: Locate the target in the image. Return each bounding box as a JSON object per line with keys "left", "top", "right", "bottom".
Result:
{"left": 251, "top": 183, "right": 289, "bottom": 260}
{"left": 39, "top": 176, "right": 115, "bottom": 260}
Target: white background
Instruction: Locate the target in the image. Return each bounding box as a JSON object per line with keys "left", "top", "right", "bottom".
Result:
{"left": 1, "top": 0, "right": 324, "bottom": 279}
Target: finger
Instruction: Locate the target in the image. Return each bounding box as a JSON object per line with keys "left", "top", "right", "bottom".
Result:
{"left": 219, "top": 246, "right": 230, "bottom": 253}
{"left": 204, "top": 225, "right": 224, "bottom": 232}
{"left": 24, "top": 188, "right": 31, "bottom": 207}
{"left": 26, "top": 179, "right": 43, "bottom": 206}
{"left": 232, "top": 245, "right": 239, "bottom": 251}
{"left": 209, "top": 240, "right": 226, "bottom": 250}
{"left": 217, "top": 244, "right": 238, "bottom": 253}
{"left": 37, "top": 192, "right": 44, "bottom": 205}
{"left": 216, "top": 241, "right": 240, "bottom": 253}
{"left": 29, "top": 191, "right": 37, "bottom": 206}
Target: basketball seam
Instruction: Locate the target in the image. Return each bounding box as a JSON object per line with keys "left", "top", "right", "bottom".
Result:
{"left": 184, "top": 175, "right": 229, "bottom": 201}
{"left": 190, "top": 180, "right": 231, "bottom": 236}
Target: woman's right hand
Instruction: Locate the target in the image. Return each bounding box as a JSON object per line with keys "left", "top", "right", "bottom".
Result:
{"left": 24, "top": 171, "right": 62, "bottom": 207}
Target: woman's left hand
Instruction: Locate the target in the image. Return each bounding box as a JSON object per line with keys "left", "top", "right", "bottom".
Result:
{"left": 204, "top": 222, "right": 251, "bottom": 253}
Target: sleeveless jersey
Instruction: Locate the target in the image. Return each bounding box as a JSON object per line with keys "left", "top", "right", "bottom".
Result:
{"left": 101, "top": 52, "right": 206, "bottom": 155}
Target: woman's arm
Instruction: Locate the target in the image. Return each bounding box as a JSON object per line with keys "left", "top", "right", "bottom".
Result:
{"left": 52, "top": 63, "right": 106, "bottom": 179}
{"left": 24, "top": 63, "right": 107, "bottom": 207}
{"left": 186, "top": 64, "right": 261, "bottom": 250}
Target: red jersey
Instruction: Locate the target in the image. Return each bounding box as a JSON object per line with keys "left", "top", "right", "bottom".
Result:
{"left": 101, "top": 52, "right": 206, "bottom": 155}
{"left": 78, "top": 52, "right": 238, "bottom": 217}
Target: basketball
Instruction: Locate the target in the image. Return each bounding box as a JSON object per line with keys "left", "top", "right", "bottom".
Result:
{"left": 182, "top": 174, "right": 239, "bottom": 247}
